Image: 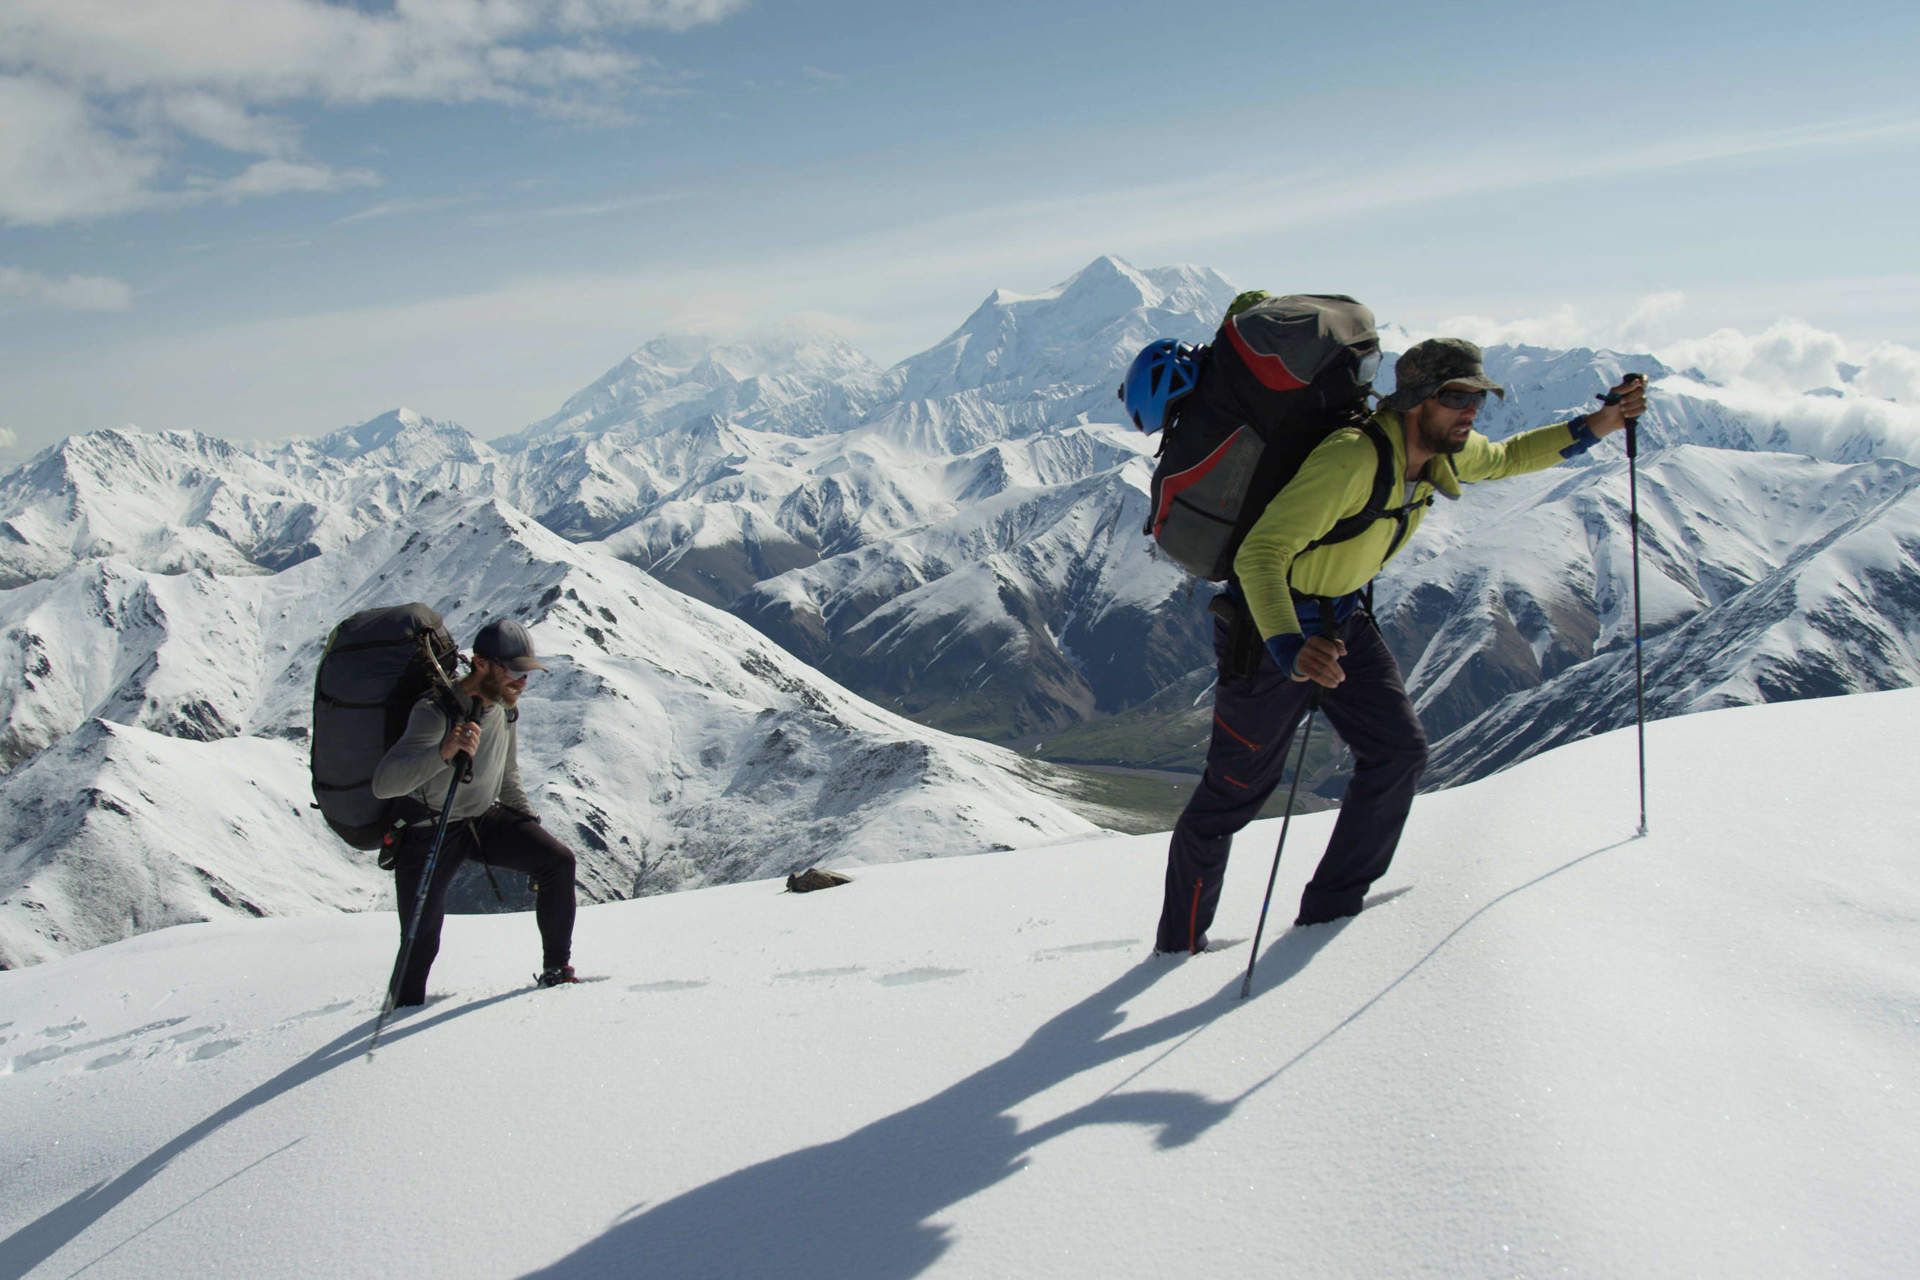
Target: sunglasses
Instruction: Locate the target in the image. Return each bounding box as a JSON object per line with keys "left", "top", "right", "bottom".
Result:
{"left": 1432, "top": 388, "right": 1487, "bottom": 411}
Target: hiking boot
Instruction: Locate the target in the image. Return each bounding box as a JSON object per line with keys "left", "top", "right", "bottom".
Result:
{"left": 535, "top": 964, "right": 580, "bottom": 988}
{"left": 1294, "top": 905, "right": 1360, "bottom": 928}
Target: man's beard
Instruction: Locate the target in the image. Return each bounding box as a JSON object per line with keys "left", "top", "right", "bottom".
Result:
{"left": 480, "top": 666, "right": 521, "bottom": 706}
{"left": 1416, "top": 409, "right": 1470, "bottom": 456}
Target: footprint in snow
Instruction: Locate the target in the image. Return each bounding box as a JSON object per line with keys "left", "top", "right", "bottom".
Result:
{"left": 773, "top": 966, "right": 866, "bottom": 982}
{"left": 188, "top": 1038, "right": 243, "bottom": 1062}
{"left": 40, "top": 1018, "right": 86, "bottom": 1041}
{"left": 876, "top": 968, "right": 967, "bottom": 987}
{"left": 282, "top": 1000, "right": 355, "bottom": 1024}
{"left": 1032, "top": 938, "right": 1141, "bottom": 961}
{"left": 9, "top": 1017, "right": 191, "bottom": 1074}
{"left": 627, "top": 979, "right": 710, "bottom": 993}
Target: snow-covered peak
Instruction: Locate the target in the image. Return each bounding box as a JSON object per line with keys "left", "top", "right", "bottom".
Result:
{"left": 634, "top": 330, "right": 878, "bottom": 386}
{"left": 311, "top": 408, "right": 488, "bottom": 465}
{"left": 509, "top": 330, "right": 885, "bottom": 443}
{"left": 887, "top": 257, "right": 1237, "bottom": 411}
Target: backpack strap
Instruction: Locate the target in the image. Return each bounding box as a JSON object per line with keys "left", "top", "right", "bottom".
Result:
{"left": 418, "top": 685, "right": 465, "bottom": 726}
{"left": 1304, "top": 415, "right": 1433, "bottom": 558}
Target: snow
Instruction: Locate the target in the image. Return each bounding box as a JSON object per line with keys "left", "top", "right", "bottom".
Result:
{"left": 0, "top": 493, "right": 1105, "bottom": 968}
{"left": 4, "top": 689, "right": 1916, "bottom": 1278}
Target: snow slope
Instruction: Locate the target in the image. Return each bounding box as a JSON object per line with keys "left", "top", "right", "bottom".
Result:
{"left": 3, "top": 690, "right": 1914, "bottom": 1278}
{"left": 0, "top": 492, "right": 1102, "bottom": 968}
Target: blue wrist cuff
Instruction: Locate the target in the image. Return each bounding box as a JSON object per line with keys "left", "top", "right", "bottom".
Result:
{"left": 1264, "top": 633, "right": 1304, "bottom": 676}
{"left": 1559, "top": 414, "right": 1599, "bottom": 458}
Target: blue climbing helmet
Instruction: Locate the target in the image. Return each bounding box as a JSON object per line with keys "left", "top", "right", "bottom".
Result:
{"left": 1117, "top": 339, "right": 1203, "bottom": 434}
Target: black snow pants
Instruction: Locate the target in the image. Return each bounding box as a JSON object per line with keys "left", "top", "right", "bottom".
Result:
{"left": 390, "top": 804, "right": 578, "bottom": 1005}
{"left": 1154, "top": 603, "right": 1428, "bottom": 953}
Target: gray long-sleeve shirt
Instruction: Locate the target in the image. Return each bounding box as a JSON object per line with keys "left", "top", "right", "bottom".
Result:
{"left": 372, "top": 696, "right": 532, "bottom": 821}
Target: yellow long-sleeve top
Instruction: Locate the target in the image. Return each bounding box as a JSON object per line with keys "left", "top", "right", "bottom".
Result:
{"left": 1235, "top": 409, "right": 1588, "bottom": 645}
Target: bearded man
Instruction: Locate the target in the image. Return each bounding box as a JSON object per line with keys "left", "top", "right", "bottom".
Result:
{"left": 1155, "top": 339, "right": 1646, "bottom": 953}
{"left": 374, "top": 618, "right": 580, "bottom": 1002}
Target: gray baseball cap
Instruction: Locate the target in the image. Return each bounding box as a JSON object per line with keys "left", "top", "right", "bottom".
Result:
{"left": 472, "top": 618, "right": 547, "bottom": 671}
{"left": 1383, "top": 337, "right": 1507, "bottom": 410}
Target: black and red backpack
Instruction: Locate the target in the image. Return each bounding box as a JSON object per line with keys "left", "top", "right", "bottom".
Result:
{"left": 1134, "top": 292, "right": 1406, "bottom": 581}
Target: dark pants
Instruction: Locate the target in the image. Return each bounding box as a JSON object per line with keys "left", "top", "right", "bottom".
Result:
{"left": 1155, "top": 607, "right": 1428, "bottom": 952}
{"left": 390, "top": 804, "right": 578, "bottom": 1005}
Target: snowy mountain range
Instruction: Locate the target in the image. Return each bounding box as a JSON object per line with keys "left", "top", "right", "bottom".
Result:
{"left": 0, "top": 492, "right": 1106, "bottom": 968}
{"left": 4, "top": 255, "right": 1919, "bottom": 967}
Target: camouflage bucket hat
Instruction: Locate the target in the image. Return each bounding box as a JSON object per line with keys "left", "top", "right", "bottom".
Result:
{"left": 1384, "top": 337, "right": 1506, "bottom": 410}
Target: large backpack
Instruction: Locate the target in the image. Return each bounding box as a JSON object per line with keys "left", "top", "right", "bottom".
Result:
{"left": 310, "top": 603, "right": 460, "bottom": 849}
{"left": 1136, "top": 293, "right": 1409, "bottom": 581}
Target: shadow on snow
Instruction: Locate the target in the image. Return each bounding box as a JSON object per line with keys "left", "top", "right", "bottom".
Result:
{"left": 0, "top": 991, "right": 522, "bottom": 1279}
{"left": 520, "top": 925, "right": 1351, "bottom": 1280}
{"left": 522, "top": 838, "right": 1635, "bottom": 1280}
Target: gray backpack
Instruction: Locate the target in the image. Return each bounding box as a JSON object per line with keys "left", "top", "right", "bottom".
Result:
{"left": 310, "top": 603, "right": 460, "bottom": 848}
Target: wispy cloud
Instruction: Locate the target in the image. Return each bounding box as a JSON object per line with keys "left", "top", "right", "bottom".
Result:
{"left": 777, "top": 111, "right": 1920, "bottom": 302}
{"left": 466, "top": 191, "right": 695, "bottom": 225}
{"left": 0, "top": 0, "right": 750, "bottom": 225}
{"left": 0, "top": 264, "right": 134, "bottom": 311}
{"left": 193, "top": 158, "right": 381, "bottom": 201}
{"left": 332, "top": 195, "right": 484, "bottom": 226}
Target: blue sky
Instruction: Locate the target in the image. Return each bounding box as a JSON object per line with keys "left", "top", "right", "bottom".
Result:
{"left": 2, "top": 0, "right": 1917, "bottom": 454}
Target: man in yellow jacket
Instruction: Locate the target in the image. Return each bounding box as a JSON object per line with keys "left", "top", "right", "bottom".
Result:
{"left": 1155, "top": 338, "right": 1647, "bottom": 952}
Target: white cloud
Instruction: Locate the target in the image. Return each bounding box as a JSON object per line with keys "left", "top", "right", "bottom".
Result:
{"left": 0, "top": 76, "right": 164, "bottom": 224}
{"left": 0, "top": 265, "right": 134, "bottom": 310}
{"left": 1618, "top": 291, "right": 1689, "bottom": 349}
{"left": 0, "top": 0, "right": 745, "bottom": 102}
{"left": 1397, "top": 293, "right": 1701, "bottom": 355}
{"left": 1391, "top": 297, "right": 1920, "bottom": 414}
{"left": 1661, "top": 372, "right": 1920, "bottom": 464}
{"left": 199, "top": 158, "right": 382, "bottom": 200}
{"left": 0, "top": 0, "right": 748, "bottom": 225}
{"left": 151, "top": 93, "right": 301, "bottom": 156}
{"left": 1384, "top": 296, "right": 1920, "bottom": 462}
{"left": 1416, "top": 305, "right": 1589, "bottom": 352}
{"left": 332, "top": 195, "right": 480, "bottom": 225}
{"left": 0, "top": 425, "right": 18, "bottom": 450}
{"left": 1851, "top": 343, "right": 1920, "bottom": 404}
{"left": 465, "top": 190, "right": 692, "bottom": 225}
{"left": 1662, "top": 320, "right": 1855, "bottom": 393}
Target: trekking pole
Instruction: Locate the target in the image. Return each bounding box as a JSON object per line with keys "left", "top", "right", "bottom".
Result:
{"left": 1605, "top": 375, "right": 1650, "bottom": 837}
{"left": 1241, "top": 601, "right": 1339, "bottom": 1000}
{"left": 1239, "top": 699, "right": 1318, "bottom": 1000}
{"left": 369, "top": 694, "right": 483, "bottom": 1055}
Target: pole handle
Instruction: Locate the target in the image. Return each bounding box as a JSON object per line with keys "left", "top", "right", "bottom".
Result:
{"left": 453, "top": 696, "right": 483, "bottom": 784}
{"left": 1598, "top": 373, "right": 1647, "bottom": 459}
